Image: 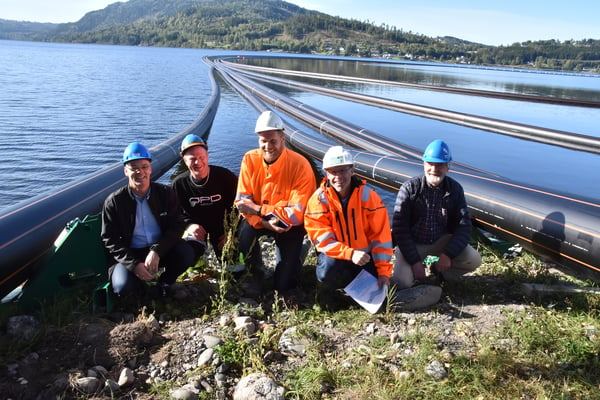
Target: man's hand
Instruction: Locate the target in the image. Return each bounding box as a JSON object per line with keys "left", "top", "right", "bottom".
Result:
{"left": 351, "top": 250, "right": 371, "bottom": 266}
{"left": 187, "top": 224, "right": 207, "bottom": 241}
{"left": 411, "top": 262, "right": 427, "bottom": 281}
{"left": 377, "top": 275, "right": 390, "bottom": 290}
{"left": 134, "top": 262, "right": 154, "bottom": 281}
{"left": 145, "top": 250, "right": 160, "bottom": 274}
{"left": 235, "top": 198, "right": 260, "bottom": 216}
{"left": 262, "top": 217, "right": 291, "bottom": 233}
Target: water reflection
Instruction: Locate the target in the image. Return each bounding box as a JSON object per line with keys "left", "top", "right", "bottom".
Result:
{"left": 241, "top": 57, "right": 600, "bottom": 101}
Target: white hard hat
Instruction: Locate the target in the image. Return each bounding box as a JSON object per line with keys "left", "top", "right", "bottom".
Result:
{"left": 322, "top": 146, "right": 353, "bottom": 169}
{"left": 255, "top": 110, "right": 284, "bottom": 133}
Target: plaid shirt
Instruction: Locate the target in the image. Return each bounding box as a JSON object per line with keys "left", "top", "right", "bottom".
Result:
{"left": 412, "top": 184, "right": 447, "bottom": 244}
{"left": 392, "top": 175, "right": 472, "bottom": 266}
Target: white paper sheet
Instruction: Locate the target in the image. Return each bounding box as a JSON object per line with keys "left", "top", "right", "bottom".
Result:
{"left": 344, "top": 269, "right": 387, "bottom": 314}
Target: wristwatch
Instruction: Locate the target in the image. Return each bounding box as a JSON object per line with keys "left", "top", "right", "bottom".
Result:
{"left": 150, "top": 244, "right": 160, "bottom": 252}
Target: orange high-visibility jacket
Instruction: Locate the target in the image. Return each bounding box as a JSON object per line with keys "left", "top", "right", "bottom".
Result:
{"left": 305, "top": 177, "right": 393, "bottom": 278}
{"left": 236, "top": 147, "right": 316, "bottom": 229}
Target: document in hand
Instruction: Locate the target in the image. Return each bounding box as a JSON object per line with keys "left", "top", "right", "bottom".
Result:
{"left": 344, "top": 269, "right": 388, "bottom": 314}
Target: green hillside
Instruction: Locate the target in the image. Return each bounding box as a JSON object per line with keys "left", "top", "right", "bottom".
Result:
{"left": 1, "top": 0, "right": 599, "bottom": 72}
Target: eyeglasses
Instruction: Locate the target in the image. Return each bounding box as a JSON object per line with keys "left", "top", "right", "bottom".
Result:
{"left": 126, "top": 165, "right": 151, "bottom": 173}
{"left": 326, "top": 166, "right": 353, "bottom": 176}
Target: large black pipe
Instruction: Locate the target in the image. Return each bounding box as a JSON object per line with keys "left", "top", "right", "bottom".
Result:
{"left": 0, "top": 66, "right": 220, "bottom": 299}
{"left": 216, "top": 60, "right": 495, "bottom": 177}
{"left": 212, "top": 60, "right": 600, "bottom": 281}
{"left": 221, "top": 59, "right": 600, "bottom": 155}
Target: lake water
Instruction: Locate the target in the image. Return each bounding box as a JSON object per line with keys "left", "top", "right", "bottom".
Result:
{"left": 1, "top": 40, "right": 599, "bottom": 212}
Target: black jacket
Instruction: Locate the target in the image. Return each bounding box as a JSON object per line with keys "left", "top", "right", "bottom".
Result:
{"left": 392, "top": 175, "right": 472, "bottom": 266}
{"left": 101, "top": 182, "right": 186, "bottom": 271}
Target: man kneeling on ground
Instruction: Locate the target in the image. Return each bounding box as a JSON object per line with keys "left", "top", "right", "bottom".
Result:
{"left": 101, "top": 142, "right": 195, "bottom": 299}
{"left": 304, "top": 146, "right": 441, "bottom": 311}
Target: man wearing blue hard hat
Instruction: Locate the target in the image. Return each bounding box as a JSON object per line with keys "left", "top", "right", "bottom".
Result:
{"left": 391, "top": 139, "right": 481, "bottom": 298}
{"left": 172, "top": 134, "right": 238, "bottom": 260}
{"left": 101, "top": 142, "right": 195, "bottom": 299}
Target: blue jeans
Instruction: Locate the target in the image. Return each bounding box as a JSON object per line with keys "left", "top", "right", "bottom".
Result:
{"left": 111, "top": 240, "right": 195, "bottom": 296}
{"left": 238, "top": 218, "right": 306, "bottom": 292}
{"left": 316, "top": 253, "right": 378, "bottom": 290}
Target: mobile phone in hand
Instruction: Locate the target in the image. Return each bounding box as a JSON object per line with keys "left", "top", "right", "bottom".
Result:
{"left": 264, "top": 212, "right": 290, "bottom": 228}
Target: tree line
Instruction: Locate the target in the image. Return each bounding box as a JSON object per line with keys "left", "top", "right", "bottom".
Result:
{"left": 2, "top": 0, "right": 599, "bottom": 73}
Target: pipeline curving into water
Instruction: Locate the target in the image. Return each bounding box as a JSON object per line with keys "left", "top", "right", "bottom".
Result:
{"left": 0, "top": 65, "right": 221, "bottom": 300}
{"left": 209, "top": 57, "right": 600, "bottom": 282}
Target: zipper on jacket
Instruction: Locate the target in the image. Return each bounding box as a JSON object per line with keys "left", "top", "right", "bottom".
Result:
{"left": 351, "top": 208, "right": 358, "bottom": 241}
{"left": 335, "top": 211, "right": 345, "bottom": 243}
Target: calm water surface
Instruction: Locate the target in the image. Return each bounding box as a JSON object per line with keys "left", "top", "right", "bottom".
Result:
{"left": 1, "top": 40, "right": 598, "bottom": 212}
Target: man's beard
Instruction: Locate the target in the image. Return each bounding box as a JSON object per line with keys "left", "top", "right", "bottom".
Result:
{"left": 426, "top": 174, "right": 443, "bottom": 187}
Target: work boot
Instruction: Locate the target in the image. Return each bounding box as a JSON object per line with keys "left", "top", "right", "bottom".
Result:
{"left": 391, "top": 284, "right": 442, "bottom": 311}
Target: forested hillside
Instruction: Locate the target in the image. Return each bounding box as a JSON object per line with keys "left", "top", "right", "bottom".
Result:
{"left": 1, "top": 0, "right": 599, "bottom": 73}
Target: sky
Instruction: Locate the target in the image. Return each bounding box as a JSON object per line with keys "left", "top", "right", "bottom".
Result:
{"left": 0, "top": 0, "right": 598, "bottom": 46}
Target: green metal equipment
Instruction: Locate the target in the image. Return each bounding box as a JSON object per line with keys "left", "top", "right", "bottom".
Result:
{"left": 8, "top": 214, "right": 111, "bottom": 311}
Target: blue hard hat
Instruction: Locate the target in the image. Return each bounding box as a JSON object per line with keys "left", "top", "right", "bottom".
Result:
{"left": 122, "top": 142, "right": 152, "bottom": 164}
{"left": 422, "top": 139, "right": 452, "bottom": 163}
{"left": 180, "top": 134, "right": 207, "bottom": 155}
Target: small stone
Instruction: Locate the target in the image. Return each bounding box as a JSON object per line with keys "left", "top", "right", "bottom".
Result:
{"left": 219, "top": 315, "right": 232, "bottom": 327}
{"left": 199, "top": 379, "right": 213, "bottom": 392}
{"left": 91, "top": 365, "right": 109, "bottom": 376}
{"left": 279, "top": 327, "right": 309, "bottom": 357}
{"left": 118, "top": 367, "right": 135, "bottom": 386}
{"left": 424, "top": 360, "right": 448, "bottom": 380}
{"left": 198, "top": 348, "right": 214, "bottom": 366}
{"left": 147, "top": 314, "right": 161, "bottom": 331}
{"left": 104, "top": 379, "right": 120, "bottom": 394}
{"left": 203, "top": 335, "right": 223, "bottom": 348}
{"left": 365, "top": 323, "right": 377, "bottom": 334}
{"left": 75, "top": 377, "right": 101, "bottom": 393}
{"left": 233, "top": 372, "right": 285, "bottom": 400}
{"left": 216, "top": 362, "right": 230, "bottom": 373}
{"left": 234, "top": 322, "right": 256, "bottom": 335}
{"left": 171, "top": 388, "right": 199, "bottom": 400}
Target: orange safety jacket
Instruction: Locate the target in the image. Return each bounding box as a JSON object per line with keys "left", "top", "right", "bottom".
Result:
{"left": 305, "top": 176, "right": 393, "bottom": 278}
{"left": 236, "top": 147, "right": 316, "bottom": 229}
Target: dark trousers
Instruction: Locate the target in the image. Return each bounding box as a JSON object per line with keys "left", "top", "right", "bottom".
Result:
{"left": 238, "top": 218, "right": 306, "bottom": 292}
{"left": 316, "top": 252, "right": 378, "bottom": 290}
{"left": 111, "top": 240, "right": 195, "bottom": 296}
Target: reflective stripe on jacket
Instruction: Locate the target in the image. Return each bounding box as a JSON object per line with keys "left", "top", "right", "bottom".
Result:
{"left": 236, "top": 147, "right": 316, "bottom": 229}
{"left": 304, "top": 177, "right": 393, "bottom": 278}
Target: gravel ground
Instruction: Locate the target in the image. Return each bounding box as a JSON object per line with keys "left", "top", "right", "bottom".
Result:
{"left": 0, "top": 243, "right": 556, "bottom": 400}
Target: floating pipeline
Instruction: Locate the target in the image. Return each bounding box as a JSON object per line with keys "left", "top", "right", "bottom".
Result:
{"left": 214, "top": 59, "right": 496, "bottom": 178}
{"left": 223, "top": 55, "right": 600, "bottom": 108}
{"left": 209, "top": 58, "right": 600, "bottom": 282}
{"left": 219, "top": 58, "right": 600, "bottom": 156}
{"left": 0, "top": 65, "right": 220, "bottom": 300}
